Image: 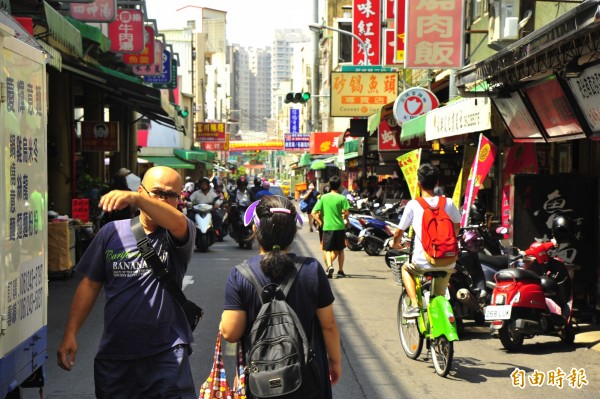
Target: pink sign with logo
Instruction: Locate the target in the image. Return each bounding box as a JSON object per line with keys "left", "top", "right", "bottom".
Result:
{"left": 69, "top": 0, "right": 116, "bottom": 22}
{"left": 352, "top": 0, "right": 381, "bottom": 66}
{"left": 405, "top": 0, "right": 464, "bottom": 68}
{"left": 108, "top": 9, "right": 144, "bottom": 53}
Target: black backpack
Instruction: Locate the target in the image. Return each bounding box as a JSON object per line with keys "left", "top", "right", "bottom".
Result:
{"left": 235, "top": 257, "right": 322, "bottom": 399}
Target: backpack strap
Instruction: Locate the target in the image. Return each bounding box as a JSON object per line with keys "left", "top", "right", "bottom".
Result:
{"left": 416, "top": 196, "right": 445, "bottom": 210}
{"left": 235, "top": 256, "right": 307, "bottom": 303}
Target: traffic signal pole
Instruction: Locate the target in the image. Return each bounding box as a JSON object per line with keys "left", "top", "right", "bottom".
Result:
{"left": 311, "top": 0, "right": 319, "bottom": 133}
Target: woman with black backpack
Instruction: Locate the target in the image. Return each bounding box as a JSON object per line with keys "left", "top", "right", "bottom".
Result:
{"left": 220, "top": 195, "right": 341, "bottom": 399}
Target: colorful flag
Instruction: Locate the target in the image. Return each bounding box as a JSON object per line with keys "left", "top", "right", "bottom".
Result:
{"left": 397, "top": 149, "right": 421, "bottom": 199}
{"left": 461, "top": 134, "right": 497, "bottom": 227}
{"left": 452, "top": 145, "right": 477, "bottom": 209}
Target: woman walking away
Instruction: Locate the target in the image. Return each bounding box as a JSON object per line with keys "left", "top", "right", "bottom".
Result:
{"left": 220, "top": 195, "right": 341, "bottom": 399}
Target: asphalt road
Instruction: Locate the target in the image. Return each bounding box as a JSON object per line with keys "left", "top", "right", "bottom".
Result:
{"left": 31, "top": 218, "right": 600, "bottom": 398}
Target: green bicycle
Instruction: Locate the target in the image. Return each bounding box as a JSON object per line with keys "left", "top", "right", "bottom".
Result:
{"left": 393, "top": 257, "right": 459, "bottom": 377}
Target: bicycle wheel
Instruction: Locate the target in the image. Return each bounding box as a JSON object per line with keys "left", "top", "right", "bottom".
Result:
{"left": 431, "top": 336, "right": 454, "bottom": 377}
{"left": 397, "top": 292, "right": 423, "bottom": 359}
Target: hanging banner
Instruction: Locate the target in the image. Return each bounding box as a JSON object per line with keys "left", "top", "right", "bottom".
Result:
{"left": 405, "top": 0, "right": 464, "bottom": 68}
{"left": 108, "top": 9, "right": 144, "bottom": 53}
{"left": 229, "top": 141, "right": 284, "bottom": 151}
{"left": 452, "top": 145, "right": 477, "bottom": 209}
{"left": 123, "top": 26, "right": 155, "bottom": 65}
{"left": 501, "top": 143, "right": 539, "bottom": 230}
{"left": 461, "top": 134, "right": 497, "bottom": 227}
{"left": 69, "top": 0, "right": 117, "bottom": 23}
{"left": 284, "top": 133, "right": 310, "bottom": 151}
{"left": 397, "top": 149, "right": 421, "bottom": 199}
{"left": 133, "top": 40, "right": 163, "bottom": 76}
{"left": 352, "top": 0, "right": 381, "bottom": 65}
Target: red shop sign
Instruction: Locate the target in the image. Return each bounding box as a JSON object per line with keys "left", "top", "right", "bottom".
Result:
{"left": 108, "top": 9, "right": 144, "bottom": 53}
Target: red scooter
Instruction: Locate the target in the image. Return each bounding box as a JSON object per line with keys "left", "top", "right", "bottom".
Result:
{"left": 484, "top": 217, "right": 574, "bottom": 351}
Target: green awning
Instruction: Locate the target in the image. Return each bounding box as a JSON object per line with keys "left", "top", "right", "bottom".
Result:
{"left": 38, "top": 41, "right": 62, "bottom": 71}
{"left": 368, "top": 108, "right": 382, "bottom": 133}
{"left": 66, "top": 16, "right": 111, "bottom": 53}
{"left": 200, "top": 161, "right": 214, "bottom": 171}
{"left": 298, "top": 153, "right": 312, "bottom": 167}
{"left": 344, "top": 139, "right": 360, "bottom": 153}
{"left": 400, "top": 114, "right": 426, "bottom": 141}
{"left": 94, "top": 64, "right": 143, "bottom": 84}
{"left": 44, "top": 2, "right": 83, "bottom": 57}
{"left": 141, "top": 156, "right": 195, "bottom": 169}
{"left": 175, "top": 148, "right": 216, "bottom": 162}
{"left": 322, "top": 156, "right": 337, "bottom": 164}
{"left": 344, "top": 152, "right": 359, "bottom": 160}
{"left": 310, "top": 160, "right": 327, "bottom": 170}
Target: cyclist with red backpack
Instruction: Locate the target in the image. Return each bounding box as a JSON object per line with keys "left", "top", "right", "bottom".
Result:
{"left": 392, "top": 164, "right": 462, "bottom": 317}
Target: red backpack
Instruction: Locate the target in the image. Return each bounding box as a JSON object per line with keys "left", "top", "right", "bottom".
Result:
{"left": 417, "top": 196, "right": 458, "bottom": 266}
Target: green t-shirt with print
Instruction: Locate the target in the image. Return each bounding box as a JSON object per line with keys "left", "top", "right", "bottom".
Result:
{"left": 312, "top": 192, "right": 350, "bottom": 231}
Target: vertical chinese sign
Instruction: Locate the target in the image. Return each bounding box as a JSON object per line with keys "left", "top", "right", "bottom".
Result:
{"left": 108, "top": 9, "right": 144, "bottom": 53}
{"left": 290, "top": 108, "right": 300, "bottom": 133}
{"left": 405, "top": 0, "right": 464, "bottom": 69}
{"left": 123, "top": 26, "right": 155, "bottom": 66}
{"left": 395, "top": 0, "right": 406, "bottom": 63}
{"left": 352, "top": 0, "right": 381, "bottom": 66}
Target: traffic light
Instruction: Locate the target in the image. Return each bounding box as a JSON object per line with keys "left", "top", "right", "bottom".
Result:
{"left": 175, "top": 105, "right": 189, "bottom": 118}
{"left": 284, "top": 92, "right": 311, "bottom": 104}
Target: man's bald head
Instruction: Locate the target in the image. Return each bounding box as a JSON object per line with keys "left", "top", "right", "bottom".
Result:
{"left": 142, "top": 166, "right": 183, "bottom": 191}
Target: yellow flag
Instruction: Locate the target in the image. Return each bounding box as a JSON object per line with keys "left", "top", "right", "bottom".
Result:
{"left": 397, "top": 149, "right": 421, "bottom": 199}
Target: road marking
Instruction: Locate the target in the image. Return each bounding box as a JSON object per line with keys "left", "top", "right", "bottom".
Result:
{"left": 210, "top": 258, "right": 231, "bottom": 261}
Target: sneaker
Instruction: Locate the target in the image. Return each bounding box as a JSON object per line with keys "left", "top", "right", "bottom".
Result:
{"left": 403, "top": 305, "right": 420, "bottom": 318}
{"left": 337, "top": 271, "right": 346, "bottom": 278}
{"left": 327, "top": 267, "right": 334, "bottom": 279}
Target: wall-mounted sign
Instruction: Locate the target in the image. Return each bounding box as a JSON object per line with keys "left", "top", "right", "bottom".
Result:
{"left": 309, "top": 132, "right": 343, "bottom": 155}
{"left": 290, "top": 108, "right": 300, "bottom": 133}
{"left": 202, "top": 134, "right": 229, "bottom": 151}
{"left": 522, "top": 75, "right": 586, "bottom": 142}
{"left": 81, "top": 121, "right": 119, "bottom": 152}
{"left": 331, "top": 72, "right": 398, "bottom": 117}
{"left": 70, "top": 0, "right": 116, "bottom": 23}
{"left": 124, "top": 26, "right": 155, "bottom": 65}
{"left": 108, "top": 9, "right": 144, "bottom": 53}
{"left": 405, "top": 0, "right": 464, "bottom": 68}
{"left": 393, "top": 87, "right": 439, "bottom": 125}
{"left": 195, "top": 122, "right": 226, "bottom": 142}
{"left": 565, "top": 63, "right": 600, "bottom": 138}
{"left": 426, "top": 97, "right": 492, "bottom": 141}
{"left": 492, "top": 91, "right": 545, "bottom": 143}
{"left": 284, "top": 133, "right": 310, "bottom": 151}
{"left": 133, "top": 41, "right": 163, "bottom": 76}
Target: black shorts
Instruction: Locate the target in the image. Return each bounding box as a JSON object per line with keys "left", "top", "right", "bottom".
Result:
{"left": 322, "top": 230, "right": 346, "bottom": 251}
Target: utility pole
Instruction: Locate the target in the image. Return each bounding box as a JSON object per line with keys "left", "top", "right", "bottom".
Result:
{"left": 311, "top": 0, "right": 319, "bottom": 133}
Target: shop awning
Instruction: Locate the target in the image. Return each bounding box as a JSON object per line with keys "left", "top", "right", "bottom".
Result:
{"left": 174, "top": 148, "right": 216, "bottom": 163}
{"left": 62, "top": 60, "right": 176, "bottom": 128}
{"left": 322, "top": 156, "right": 337, "bottom": 164}
{"left": 456, "top": 0, "right": 600, "bottom": 95}
{"left": 44, "top": 1, "right": 83, "bottom": 57}
{"left": 344, "top": 152, "right": 359, "bottom": 160}
{"left": 66, "top": 16, "right": 111, "bottom": 53}
{"left": 367, "top": 101, "right": 395, "bottom": 133}
{"left": 400, "top": 114, "right": 426, "bottom": 141}
{"left": 140, "top": 156, "right": 195, "bottom": 170}
{"left": 298, "top": 153, "right": 312, "bottom": 167}
{"left": 310, "top": 160, "right": 327, "bottom": 170}
{"left": 344, "top": 139, "right": 360, "bottom": 153}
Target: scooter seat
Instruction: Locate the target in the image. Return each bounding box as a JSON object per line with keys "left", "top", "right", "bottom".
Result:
{"left": 495, "top": 268, "right": 541, "bottom": 283}
{"left": 478, "top": 253, "right": 509, "bottom": 270}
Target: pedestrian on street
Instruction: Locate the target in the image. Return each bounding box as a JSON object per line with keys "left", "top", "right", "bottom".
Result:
{"left": 57, "top": 166, "right": 197, "bottom": 399}
{"left": 301, "top": 182, "right": 319, "bottom": 232}
{"left": 311, "top": 176, "right": 350, "bottom": 278}
{"left": 220, "top": 195, "right": 342, "bottom": 398}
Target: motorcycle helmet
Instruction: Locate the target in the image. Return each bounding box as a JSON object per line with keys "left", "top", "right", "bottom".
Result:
{"left": 461, "top": 229, "right": 484, "bottom": 253}
{"left": 552, "top": 215, "right": 573, "bottom": 244}
{"left": 253, "top": 176, "right": 262, "bottom": 187}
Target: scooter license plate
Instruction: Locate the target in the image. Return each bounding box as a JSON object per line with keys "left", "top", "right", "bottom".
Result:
{"left": 485, "top": 305, "right": 512, "bottom": 320}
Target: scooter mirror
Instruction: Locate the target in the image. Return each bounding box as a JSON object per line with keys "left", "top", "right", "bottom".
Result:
{"left": 496, "top": 226, "right": 508, "bottom": 235}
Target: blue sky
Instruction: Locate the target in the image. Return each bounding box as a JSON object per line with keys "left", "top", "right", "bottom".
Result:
{"left": 145, "top": 0, "right": 316, "bottom": 47}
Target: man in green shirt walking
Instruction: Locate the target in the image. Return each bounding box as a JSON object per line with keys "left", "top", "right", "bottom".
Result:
{"left": 312, "top": 176, "right": 350, "bottom": 278}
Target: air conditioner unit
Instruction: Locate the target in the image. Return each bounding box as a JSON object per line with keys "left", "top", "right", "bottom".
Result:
{"left": 488, "top": 0, "right": 521, "bottom": 50}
